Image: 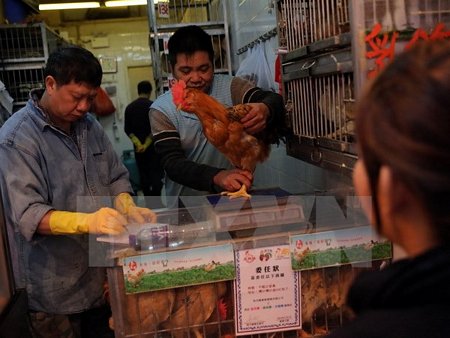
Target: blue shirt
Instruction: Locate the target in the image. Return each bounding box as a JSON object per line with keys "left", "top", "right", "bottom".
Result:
{"left": 0, "top": 90, "right": 132, "bottom": 313}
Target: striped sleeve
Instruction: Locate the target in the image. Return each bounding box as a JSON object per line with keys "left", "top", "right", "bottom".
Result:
{"left": 149, "top": 108, "right": 223, "bottom": 192}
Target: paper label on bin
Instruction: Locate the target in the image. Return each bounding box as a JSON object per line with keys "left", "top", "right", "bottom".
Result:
{"left": 122, "top": 243, "right": 235, "bottom": 293}
{"left": 234, "top": 245, "right": 301, "bottom": 335}
{"left": 290, "top": 225, "right": 392, "bottom": 271}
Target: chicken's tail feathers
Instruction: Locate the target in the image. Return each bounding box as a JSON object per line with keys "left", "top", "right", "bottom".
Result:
{"left": 256, "top": 123, "right": 293, "bottom": 146}
{"left": 258, "top": 104, "right": 294, "bottom": 146}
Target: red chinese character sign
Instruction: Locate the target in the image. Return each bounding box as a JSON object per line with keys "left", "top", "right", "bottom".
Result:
{"left": 365, "top": 23, "right": 399, "bottom": 79}
{"left": 365, "top": 22, "right": 450, "bottom": 79}
{"left": 405, "top": 23, "right": 450, "bottom": 49}
{"left": 158, "top": 2, "right": 169, "bottom": 19}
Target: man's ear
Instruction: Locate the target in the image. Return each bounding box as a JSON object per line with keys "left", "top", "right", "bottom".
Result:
{"left": 45, "top": 76, "right": 56, "bottom": 93}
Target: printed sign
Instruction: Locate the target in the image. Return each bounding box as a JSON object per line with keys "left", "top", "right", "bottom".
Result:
{"left": 122, "top": 243, "right": 235, "bottom": 293}
{"left": 234, "top": 245, "right": 301, "bottom": 335}
{"left": 290, "top": 226, "right": 392, "bottom": 271}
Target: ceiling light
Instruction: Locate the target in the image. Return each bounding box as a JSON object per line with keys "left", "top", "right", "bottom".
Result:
{"left": 105, "top": 0, "right": 147, "bottom": 7}
{"left": 39, "top": 2, "right": 100, "bottom": 10}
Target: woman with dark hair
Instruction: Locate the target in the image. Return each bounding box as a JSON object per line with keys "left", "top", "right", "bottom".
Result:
{"left": 328, "top": 40, "right": 450, "bottom": 337}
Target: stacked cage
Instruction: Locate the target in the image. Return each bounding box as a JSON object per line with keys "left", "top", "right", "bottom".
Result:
{"left": 146, "top": 0, "right": 231, "bottom": 95}
{"left": 106, "top": 194, "right": 384, "bottom": 338}
{"left": 0, "top": 23, "right": 70, "bottom": 112}
{"left": 279, "top": 0, "right": 450, "bottom": 175}
{"left": 108, "top": 265, "right": 373, "bottom": 338}
{"left": 278, "top": 0, "right": 356, "bottom": 175}
{"left": 351, "top": 0, "right": 450, "bottom": 94}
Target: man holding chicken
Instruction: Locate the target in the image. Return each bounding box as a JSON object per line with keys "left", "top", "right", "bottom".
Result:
{"left": 150, "top": 25, "right": 288, "bottom": 208}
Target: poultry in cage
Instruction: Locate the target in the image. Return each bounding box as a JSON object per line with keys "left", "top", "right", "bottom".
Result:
{"left": 123, "top": 289, "right": 176, "bottom": 333}
{"left": 161, "top": 281, "right": 228, "bottom": 338}
{"left": 318, "top": 82, "right": 355, "bottom": 140}
{"left": 298, "top": 264, "right": 355, "bottom": 337}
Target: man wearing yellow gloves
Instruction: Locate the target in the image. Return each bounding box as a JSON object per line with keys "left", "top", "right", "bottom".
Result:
{"left": 45, "top": 192, "right": 156, "bottom": 235}
{"left": 0, "top": 46, "right": 155, "bottom": 337}
{"left": 124, "top": 80, "right": 164, "bottom": 207}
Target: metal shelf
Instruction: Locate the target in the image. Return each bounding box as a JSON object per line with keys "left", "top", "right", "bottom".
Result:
{"left": 0, "top": 23, "right": 71, "bottom": 112}
{"left": 278, "top": 0, "right": 450, "bottom": 177}
{"left": 146, "top": 0, "right": 231, "bottom": 95}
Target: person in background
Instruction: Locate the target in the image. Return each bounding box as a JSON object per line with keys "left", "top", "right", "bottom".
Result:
{"left": 150, "top": 25, "right": 288, "bottom": 208}
{"left": 328, "top": 40, "right": 450, "bottom": 337}
{"left": 0, "top": 46, "right": 156, "bottom": 338}
{"left": 124, "top": 80, "right": 164, "bottom": 208}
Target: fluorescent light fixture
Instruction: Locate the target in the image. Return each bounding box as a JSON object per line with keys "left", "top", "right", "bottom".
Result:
{"left": 39, "top": 2, "right": 100, "bottom": 10}
{"left": 105, "top": 0, "right": 147, "bottom": 7}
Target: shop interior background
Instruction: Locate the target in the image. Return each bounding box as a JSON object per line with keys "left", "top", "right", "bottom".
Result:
{"left": 0, "top": 0, "right": 351, "bottom": 201}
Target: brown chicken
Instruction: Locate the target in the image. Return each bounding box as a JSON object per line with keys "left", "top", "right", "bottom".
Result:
{"left": 161, "top": 281, "right": 228, "bottom": 338}
{"left": 172, "top": 80, "right": 271, "bottom": 199}
{"left": 107, "top": 267, "right": 175, "bottom": 335}
{"left": 124, "top": 289, "right": 176, "bottom": 333}
{"left": 299, "top": 265, "right": 356, "bottom": 337}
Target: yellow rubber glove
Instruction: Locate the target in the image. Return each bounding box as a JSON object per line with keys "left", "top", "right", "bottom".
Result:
{"left": 141, "top": 136, "right": 153, "bottom": 152}
{"left": 114, "top": 193, "right": 157, "bottom": 224}
{"left": 129, "top": 134, "right": 145, "bottom": 153}
{"left": 129, "top": 133, "right": 142, "bottom": 147}
{"left": 49, "top": 208, "right": 127, "bottom": 235}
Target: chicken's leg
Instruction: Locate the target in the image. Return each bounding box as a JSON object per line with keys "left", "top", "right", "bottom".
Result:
{"left": 220, "top": 184, "right": 251, "bottom": 199}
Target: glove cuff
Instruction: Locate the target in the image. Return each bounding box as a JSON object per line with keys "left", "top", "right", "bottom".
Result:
{"left": 49, "top": 211, "right": 89, "bottom": 234}
{"left": 129, "top": 134, "right": 142, "bottom": 147}
{"left": 115, "top": 193, "right": 136, "bottom": 215}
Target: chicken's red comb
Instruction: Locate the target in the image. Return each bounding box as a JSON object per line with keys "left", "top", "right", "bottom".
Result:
{"left": 217, "top": 298, "right": 227, "bottom": 321}
{"left": 172, "top": 79, "right": 186, "bottom": 107}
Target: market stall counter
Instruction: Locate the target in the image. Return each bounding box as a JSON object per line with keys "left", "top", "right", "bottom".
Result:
{"left": 102, "top": 190, "right": 391, "bottom": 337}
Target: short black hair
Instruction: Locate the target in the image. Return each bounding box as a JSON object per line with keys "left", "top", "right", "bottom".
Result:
{"left": 137, "top": 80, "right": 152, "bottom": 95}
{"left": 44, "top": 46, "right": 102, "bottom": 87}
{"left": 168, "top": 25, "right": 214, "bottom": 69}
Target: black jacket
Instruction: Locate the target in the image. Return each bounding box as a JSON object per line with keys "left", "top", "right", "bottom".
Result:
{"left": 328, "top": 245, "right": 450, "bottom": 338}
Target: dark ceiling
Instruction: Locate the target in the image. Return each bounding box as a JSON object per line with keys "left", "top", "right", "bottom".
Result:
{"left": 50, "top": 5, "right": 148, "bottom": 22}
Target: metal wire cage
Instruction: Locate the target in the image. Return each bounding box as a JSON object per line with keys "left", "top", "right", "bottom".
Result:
{"left": 107, "top": 256, "right": 375, "bottom": 338}
{"left": 149, "top": 0, "right": 224, "bottom": 26}
{"left": 278, "top": 0, "right": 351, "bottom": 51}
{"left": 0, "top": 23, "right": 68, "bottom": 62}
{"left": 106, "top": 193, "right": 384, "bottom": 338}
{"left": 146, "top": 0, "right": 231, "bottom": 95}
{"left": 278, "top": 0, "right": 450, "bottom": 176}
{"left": 0, "top": 23, "right": 70, "bottom": 111}
{"left": 0, "top": 24, "right": 47, "bottom": 62}
{"left": 1, "top": 66, "right": 45, "bottom": 109}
